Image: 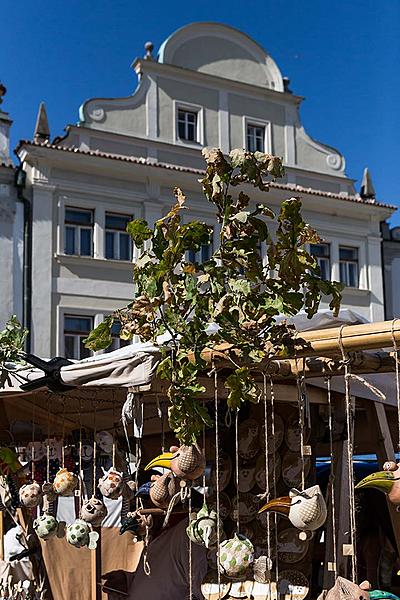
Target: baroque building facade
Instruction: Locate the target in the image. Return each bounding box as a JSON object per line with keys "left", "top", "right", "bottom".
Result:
{"left": 1, "top": 23, "right": 395, "bottom": 358}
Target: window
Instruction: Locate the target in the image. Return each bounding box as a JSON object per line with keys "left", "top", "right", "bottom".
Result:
{"left": 187, "top": 230, "right": 213, "bottom": 264}
{"left": 65, "top": 208, "right": 93, "bottom": 256}
{"left": 105, "top": 213, "right": 132, "bottom": 261}
{"left": 310, "top": 243, "right": 331, "bottom": 280}
{"left": 247, "top": 124, "right": 265, "bottom": 152}
{"left": 339, "top": 246, "right": 359, "bottom": 287}
{"left": 64, "top": 315, "right": 93, "bottom": 360}
{"left": 106, "top": 321, "right": 131, "bottom": 353}
{"left": 177, "top": 109, "right": 198, "bottom": 142}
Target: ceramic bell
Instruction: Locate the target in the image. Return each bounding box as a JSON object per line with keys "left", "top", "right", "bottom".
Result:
{"left": 145, "top": 444, "right": 205, "bottom": 481}
{"left": 53, "top": 468, "right": 79, "bottom": 497}
{"left": 218, "top": 533, "right": 254, "bottom": 579}
{"left": 356, "top": 460, "right": 400, "bottom": 505}
{"left": 33, "top": 514, "right": 65, "bottom": 541}
{"left": 149, "top": 472, "right": 180, "bottom": 509}
{"left": 19, "top": 482, "right": 43, "bottom": 508}
{"left": 80, "top": 496, "right": 108, "bottom": 527}
{"left": 66, "top": 519, "right": 99, "bottom": 549}
{"left": 186, "top": 501, "right": 224, "bottom": 549}
{"left": 259, "top": 484, "right": 327, "bottom": 532}
{"left": 325, "top": 577, "right": 370, "bottom": 600}
{"left": 98, "top": 468, "right": 125, "bottom": 499}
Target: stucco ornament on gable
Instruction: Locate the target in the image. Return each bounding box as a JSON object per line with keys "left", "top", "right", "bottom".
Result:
{"left": 158, "top": 22, "right": 284, "bottom": 91}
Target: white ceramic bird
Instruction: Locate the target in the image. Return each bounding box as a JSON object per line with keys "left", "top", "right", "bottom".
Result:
{"left": 259, "top": 484, "right": 327, "bottom": 532}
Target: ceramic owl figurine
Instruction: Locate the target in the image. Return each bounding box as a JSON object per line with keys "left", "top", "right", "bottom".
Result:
{"left": 33, "top": 514, "right": 65, "bottom": 541}
{"left": 145, "top": 444, "right": 205, "bottom": 481}
{"left": 19, "top": 482, "right": 43, "bottom": 508}
{"left": 259, "top": 484, "right": 327, "bottom": 532}
{"left": 80, "top": 496, "right": 108, "bottom": 527}
{"left": 218, "top": 533, "right": 254, "bottom": 579}
{"left": 66, "top": 519, "right": 99, "bottom": 549}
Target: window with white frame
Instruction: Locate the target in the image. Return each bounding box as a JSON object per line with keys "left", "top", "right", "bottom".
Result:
{"left": 339, "top": 246, "right": 359, "bottom": 287}
{"left": 64, "top": 207, "right": 93, "bottom": 256}
{"left": 310, "top": 243, "right": 331, "bottom": 280}
{"left": 64, "top": 315, "right": 93, "bottom": 360}
{"left": 105, "top": 321, "right": 131, "bottom": 353}
{"left": 187, "top": 229, "right": 213, "bottom": 264}
{"left": 177, "top": 108, "right": 198, "bottom": 142}
{"left": 105, "top": 213, "right": 132, "bottom": 261}
{"left": 246, "top": 123, "right": 265, "bottom": 152}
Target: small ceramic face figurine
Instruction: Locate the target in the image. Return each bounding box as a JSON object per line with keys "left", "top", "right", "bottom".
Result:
{"left": 259, "top": 484, "right": 327, "bottom": 532}
{"left": 66, "top": 519, "right": 99, "bottom": 549}
{"left": 33, "top": 514, "right": 65, "bottom": 541}
{"left": 80, "top": 497, "right": 108, "bottom": 527}
{"left": 19, "top": 482, "right": 43, "bottom": 508}
{"left": 218, "top": 533, "right": 254, "bottom": 579}
{"left": 96, "top": 431, "right": 114, "bottom": 455}
{"left": 98, "top": 469, "right": 124, "bottom": 500}
{"left": 53, "top": 468, "right": 79, "bottom": 497}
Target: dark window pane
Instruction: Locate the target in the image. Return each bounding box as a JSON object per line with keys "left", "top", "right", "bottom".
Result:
{"left": 200, "top": 242, "right": 211, "bottom": 263}
{"left": 187, "top": 122, "right": 196, "bottom": 141}
{"left": 339, "top": 247, "right": 358, "bottom": 261}
{"left": 348, "top": 263, "right": 358, "bottom": 287}
{"left": 105, "top": 231, "right": 115, "bottom": 259}
{"left": 310, "top": 244, "right": 330, "bottom": 257}
{"left": 187, "top": 249, "right": 196, "bottom": 263}
{"left": 247, "top": 125, "right": 265, "bottom": 152}
{"left": 339, "top": 263, "right": 346, "bottom": 284}
{"left": 65, "top": 208, "right": 93, "bottom": 225}
{"left": 80, "top": 228, "right": 92, "bottom": 256}
{"left": 119, "top": 233, "right": 130, "bottom": 260}
{"left": 178, "top": 120, "right": 186, "bottom": 139}
{"left": 65, "top": 226, "right": 75, "bottom": 255}
{"left": 64, "top": 335, "right": 75, "bottom": 359}
{"left": 178, "top": 109, "right": 197, "bottom": 141}
{"left": 65, "top": 316, "right": 92, "bottom": 334}
{"left": 105, "top": 214, "right": 130, "bottom": 230}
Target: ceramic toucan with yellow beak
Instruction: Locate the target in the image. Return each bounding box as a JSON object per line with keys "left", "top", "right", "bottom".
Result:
{"left": 145, "top": 444, "right": 205, "bottom": 481}
{"left": 259, "top": 485, "right": 327, "bottom": 532}
{"left": 355, "top": 460, "right": 400, "bottom": 505}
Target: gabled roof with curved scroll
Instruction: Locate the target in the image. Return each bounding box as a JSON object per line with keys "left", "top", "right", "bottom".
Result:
{"left": 158, "top": 22, "right": 284, "bottom": 91}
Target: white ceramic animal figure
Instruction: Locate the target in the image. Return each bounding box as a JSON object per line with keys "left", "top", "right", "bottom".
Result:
{"left": 66, "top": 519, "right": 99, "bottom": 549}
{"left": 19, "top": 482, "right": 43, "bottom": 508}
{"left": 96, "top": 431, "right": 114, "bottom": 455}
{"left": 33, "top": 514, "right": 65, "bottom": 541}
{"left": 98, "top": 468, "right": 134, "bottom": 500}
{"left": 259, "top": 485, "right": 327, "bottom": 532}
{"left": 80, "top": 496, "right": 108, "bottom": 527}
{"left": 218, "top": 533, "right": 255, "bottom": 579}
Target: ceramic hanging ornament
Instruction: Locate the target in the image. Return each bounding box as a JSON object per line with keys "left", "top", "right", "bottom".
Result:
{"left": 145, "top": 444, "right": 205, "bottom": 481}
{"left": 355, "top": 460, "right": 400, "bottom": 505}
{"left": 66, "top": 519, "right": 99, "bottom": 549}
{"left": 52, "top": 467, "right": 79, "bottom": 497}
{"left": 98, "top": 468, "right": 125, "bottom": 499}
{"left": 149, "top": 472, "right": 180, "bottom": 509}
{"left": 325, "top": 577, "right": 370, "bottom": 600}
{"left": 96, "top": 431, "right": 114, "bottom": 455}
{"left": 218, "top": 533, "right": 254, "bottom": 579}
{"left": 80, "top": 496, "right": 108, "bottom": 527}
{"left": 33, "top": 513, "right": 66, "bottom": 541}
{"left": 19, "top": 481, "right": 43, "bottom": 508}
{"left": 187, "top": 500, "right": 224, "bottom": 549}
{"left": 252, "top": 555, "right": 272, "bottom": 584}
{"left": 259, "top": 484, "right": 327, "bottom": 533}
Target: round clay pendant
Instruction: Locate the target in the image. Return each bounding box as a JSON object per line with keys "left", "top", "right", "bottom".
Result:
{"left": 278, "top": 570, "right": 309, "bottom": 600}
{"left": 201, "top": 571, "right": 231, "bottom": 600}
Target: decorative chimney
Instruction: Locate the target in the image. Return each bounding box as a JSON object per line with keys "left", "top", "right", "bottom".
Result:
{"left": 360, "top": 167, "right": 376, "bottom": 201}
{"left": 0, "top": 83, "right": 13, "bottom": 166}
{"left": 33, "top": 102, "right": 50, "bottom": 143}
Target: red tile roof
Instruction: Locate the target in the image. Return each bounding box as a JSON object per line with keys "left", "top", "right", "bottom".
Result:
{"left": 15, "top": 139, "right": 396, "bottom": 210}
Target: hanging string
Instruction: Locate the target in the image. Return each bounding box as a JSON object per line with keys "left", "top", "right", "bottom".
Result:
{"left": 268, "top": 376, "right": 279, "bottom": 587}
{"left": 262, "top": 373, "right": 272, "bottom": 573}
{"left": 235, "top": 408, "right": 240, "bottom": 533}
{"left": 391, "top": 320, "right": 400, "bottom": 454}
{"left": 338, "top": 326, "right": 357, "bottom": 582}
{"left": 295, "top": 358, "right": 307, "bottom": 490}
{"left": 188, "top": 491, "right": 193, "bottom": 600}
{"left": 61, "top": 398, "right": 66, "bottom": 468}
{"left": 78, "top": 399, "right": 83, "bottom": 508}
{"left": 46, "top": 396, "right": 50, "bottom": 483}
{"left": 326, "top": 375, "right": 338, "bottom": 580}
{"left": 202, "top": 420, "right": 206, "bottom": 496}
{"left": 31, "top": 401, "right": 36, "bottom": 482}
{"left": 212, "top": 365, "right": 221, "bottom": 593}
{"left": 92, "top": 402, "right": 97, "bottom": 498}
{"left": 112, "top": 396, "right": 116, "bottom": 471}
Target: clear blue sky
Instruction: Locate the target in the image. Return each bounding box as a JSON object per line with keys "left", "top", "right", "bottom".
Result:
{"left": 2, "top": 0, "right": 399, "bottom": 222}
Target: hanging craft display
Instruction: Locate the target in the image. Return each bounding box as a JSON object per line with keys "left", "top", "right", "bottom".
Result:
{"left": 186, "top": 500, "right": 224, "bottom": 548}
{"left": 145, "top": 444, "right": 205, "bottom": 481}
{"left": 277, "top": 527, "right": 310, "bottom": 564}
{"left": 259, "top": 412, "right": 284, "bottom": 454}
{"left": 33, "top": 514, "right": 65, "bottom": 541}
{"left": 19, "top": 481, "right": 43, "bottom": 508}
{"left": 201, "top": 572, "right": 231, "bottom": 600}
{"left": 98, "top": 468, "right": 131, "bottom": 500}
{"left": 149, "top": 472, "right": 180, "bottom": 509}
{"left": 218, "top": 533, "right": 254, "bottom": 579}
{"left": 228, "top": 581, "right": 248, "bottom": 598}
{"left": 49, "top": 467, "right": 79, "bottom": 497}
{"left": 210, "top": 452, "right": 232, "bottom": 492}
{"left": 281, "top": 452, "right": 311, "bottom": 488}
{"left": 325, "top": 577, "right": 370, "bottom": 600}
{"left": 120, "top": 511, "right": 153, "bottom": 540}
{"left": 96, "top": 431, "right": 114, "bottom": 455}
{"left": 237, "top": 462, "right": 256, "bottom": 493}
{"left": 252, "top": 555, "right": 272, "bottom": 584}
{"left": 238, "top": 419, "right": 260, "bottom": 460}
{"left": 208, "top": 492, "right": 232, "bottom": 520}
{"left": 80, "top": 496, "right": 108, "bottom": 527}
{"left": 255, "top": 452, "right": 281, "bottom": 490}
{"left": 355, "top": 460, "right": 400, "bottom": 505}
{"left": 259, "top": 485, "right": 327, "bottom": 533}
{"left": 244, "top": 580, "right": 277, "bottom": 600}
{"left": 66, "top": 519, "right": 99, "bottom": 549}
{"left": 230, "top": 493, "right": 259, "bottom": 524}
{"left": 285, "top": 415, "right": 311, "bottom": 453}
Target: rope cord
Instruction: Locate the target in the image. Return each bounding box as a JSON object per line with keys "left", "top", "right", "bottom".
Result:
{"left": 235, "top": 408, "right": 240, "bottom": 533}
{"left": 296, "top": 363, "right": 306, "bottom": 490}
{"left": 268, "top": 376, "right": 279, "bottom": 587}
{"left": 262, "top": 373, "right": 272, "bottom": 570}
{"left": 78, "top": 399, "right": 83, "bottom": 508}
{"left": 61, "top": 398, "right": 66, "bottom": 468}
{"left": 338, "top": 326, "right": 357, "bottom": 582}
{"left": 46, "top": 396, "right": 50, "bottom": 483}
{"left": 112, "top": 396, "right": 116, "bottom": 471}
{"left": 92, "top": 402, "right": 97, "bottom": 498}
{"left": 202, "top": 421, "right": 206, "bottom": 495}
{"left": 31, "top": 401, "right": 36, "bottom": 482}
{"left": 326, "top": 375, "right": 338, "bottom": 579}
{"left": 391, "top": 320, "right": 400, "bottom": 453}
{"left": 213, "top": 365, "right": 221, "bottom": 593}
{"left": 188, "top": 491, "right": 193, "bottom": 600}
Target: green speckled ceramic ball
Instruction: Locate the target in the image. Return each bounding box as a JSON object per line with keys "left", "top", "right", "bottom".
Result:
{"left": 66, "top": 519, "right": 90, "bottom": 548}
{"left": 33, "top": 514, "right": 58, "bottom": 540}
{"left": 218, "top": 533, "right": 254, "bottom": 579}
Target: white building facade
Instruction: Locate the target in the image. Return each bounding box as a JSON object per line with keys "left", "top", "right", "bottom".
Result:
{"left": 9, "top": 23, "right": 394, "bottom": 358}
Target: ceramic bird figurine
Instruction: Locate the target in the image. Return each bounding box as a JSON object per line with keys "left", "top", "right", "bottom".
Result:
{"left": 325, "top": 577, "right": 370, "bottom": 600}
{"left": 259, "top": 484, "right": 327, "bottom": 532}
{"left": 149, "top": 472, "right": 180, "bottom": 509}
{"left": 355, "top": 461, "right": 400, "bottom": 505}
{"left": 145, "top": 444, "right": 205, "bottom": 481}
